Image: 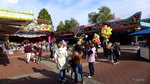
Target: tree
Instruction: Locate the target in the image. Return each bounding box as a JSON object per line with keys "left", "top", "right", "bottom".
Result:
{"left": 88, "top": 12, "right": 99, "bottom": 23}
{"left": 56, "top": 18, "right": 79, "bottom": 32}
{"left": 88, "top": 6, "right": 115, "bottom": 24}
{"left": 37, "top": 8, "right": 52, "bottom": 25}
{"left": 64, "top": 18, "right": 79, "bottom": 30}
{"left": 56, "top": 21, "right": 65, "bottom": 32}
{"left": 64, "top": 20, "right": 71, "bottom": 30}
{"left": 69, "top": 18, "right": 79, "bottom": 28}
{"left": 98, "top": 6, "right": 115, "bottom": 23}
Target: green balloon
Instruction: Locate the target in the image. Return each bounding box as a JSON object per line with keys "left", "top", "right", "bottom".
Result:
{"left": 106, "top": 39, "right": 109, "bottom": 42}
{"left": 53, "top": 38, "right": 56, "bottom": 43}
{"left": 101, "top": 34, "right": 104, "bottom": 37}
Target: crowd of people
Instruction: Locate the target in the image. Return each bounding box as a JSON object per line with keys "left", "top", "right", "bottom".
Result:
{"left": 51, "top": 40, "right": 121, "bottom": 84}
{"left": 0, "top": 40, "right": 121, "bottom": 84}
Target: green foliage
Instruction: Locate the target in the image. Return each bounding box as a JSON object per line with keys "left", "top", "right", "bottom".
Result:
{"left": 56, "top": 18, "right": 79, "bottom": 33}
{"left": 65, "top": 20, "right": 71, "bottom": 30}
{"left": 88, "top": 6, "right": 115, "bottom": 24}
{"left": 69, "top": 18, "right": 79, "bottom": 28}
{"left": 88, "top": 12, "right": 99, "bottom": 23}
{"left": 37, "top": 8, "right": 52, "bottom": 25}
{"left": 56, "top": 21, "right": 65, "bottom": 32}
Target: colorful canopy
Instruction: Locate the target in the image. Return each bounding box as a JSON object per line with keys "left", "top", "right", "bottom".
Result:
{"left": 22, "top": 21, "right": 53, "bottom": 32}
{"left": 129, "top": 28, "right": 150, "bottom": 36}
{"left": 13, "top": 19, "right": 54, "bottom": 38}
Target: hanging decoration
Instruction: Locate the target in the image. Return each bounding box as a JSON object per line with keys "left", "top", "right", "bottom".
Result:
{"left": 23, "top": 21, "right": 53, "bottom": 32}
{"left": 13, "top": 34, "right": 46, "bottom": 38}
{"left": 101, "top": 25, "right": 112, "bottom": 42}
{"left": 85, "top": 34, "right": 88, "bottom": 39}
{"left": 48, "top": 36, "right": 51, "bottom": 43}
{"left": 93, "top": 33, "right": 101, "bottom": 45}
{"left": 53, "top": 38, "right": 56, "bottom": 43}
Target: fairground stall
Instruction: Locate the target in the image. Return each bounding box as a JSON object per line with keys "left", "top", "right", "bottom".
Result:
{"left": 0, "top": 8, "right": 33, "bottom": 38}
{"left": 0, "top": 8, "right": 33, "bottom": 54}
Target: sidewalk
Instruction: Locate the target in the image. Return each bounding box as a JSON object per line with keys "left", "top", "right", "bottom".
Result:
{"left": 0, "top": 51, "right": 98, "bottom": 84}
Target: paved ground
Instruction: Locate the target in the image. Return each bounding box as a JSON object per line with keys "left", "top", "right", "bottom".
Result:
{"left": 0, "top": 46, "right": 150, "bottom": 84}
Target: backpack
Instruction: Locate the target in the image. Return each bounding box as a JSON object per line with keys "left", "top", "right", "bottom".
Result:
{"left": 87, "top": 49, "right": 93, "bottom": 56}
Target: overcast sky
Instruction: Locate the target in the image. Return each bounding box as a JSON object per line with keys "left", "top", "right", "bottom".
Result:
{"left": 0, "top": 0, "right": 150, "bottom": 29}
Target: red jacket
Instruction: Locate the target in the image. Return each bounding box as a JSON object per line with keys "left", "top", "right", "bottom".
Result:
{"left": 24, "top": 45, "right": 32, "bottom": 53}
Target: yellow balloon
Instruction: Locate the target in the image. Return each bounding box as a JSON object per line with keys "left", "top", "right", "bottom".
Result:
{"left": 104, "top": 31, "right": 106, "bottom": 34}
{"left": 110, "top": 28, "right": 112, "bottom": 31}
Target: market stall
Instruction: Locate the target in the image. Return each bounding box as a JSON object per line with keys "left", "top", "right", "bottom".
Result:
{"left": 130, "top": 28, "right": 150, "bottom": 60}
{"left": 0, "top": 8, "right": 34, "bottom": 55}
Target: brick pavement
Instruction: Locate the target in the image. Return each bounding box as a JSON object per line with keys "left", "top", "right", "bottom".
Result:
{"left": 83, "top": 52, "right": 150, "bottom": 84}
{"left": 0, "top": 48, "right": 150, "bottom": 84}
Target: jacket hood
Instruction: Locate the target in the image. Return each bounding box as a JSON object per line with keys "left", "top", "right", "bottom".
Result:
{"left": 56, "top": 48, "right": 67, "bottom": 56}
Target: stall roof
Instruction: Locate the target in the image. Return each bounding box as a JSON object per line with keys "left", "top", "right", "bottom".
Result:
{"left": 129, "top": 28, "right": 150, "bottom": 36}
{"left": 0, "top": 8, "right": 34, "bottom": 37}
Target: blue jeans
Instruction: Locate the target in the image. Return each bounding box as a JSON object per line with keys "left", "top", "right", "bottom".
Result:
{"left": 74, "top": 64, "right": 84, "bottom": 83}
{"left": 59, "top": 69, "right": 66, "bottom": 81}
{"left": 89, "top": 62, "right": 94, "bottom": 76}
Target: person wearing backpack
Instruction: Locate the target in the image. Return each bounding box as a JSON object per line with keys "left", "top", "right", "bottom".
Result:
{"left": 87, "top": 43, "right": 96, "bottom": 78}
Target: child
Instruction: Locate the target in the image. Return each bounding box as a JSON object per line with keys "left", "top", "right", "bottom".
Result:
{"left": 106, "top": 42, "right": 114, "bottom": 63}
{"left": 67, "top": 54, "right": 75, "bottom": 79}
{"left": 36, "top": 46, "right": 43, "bottom": 63}
{"left": 33, "top": 46, "right": 38, "bottom": 63}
